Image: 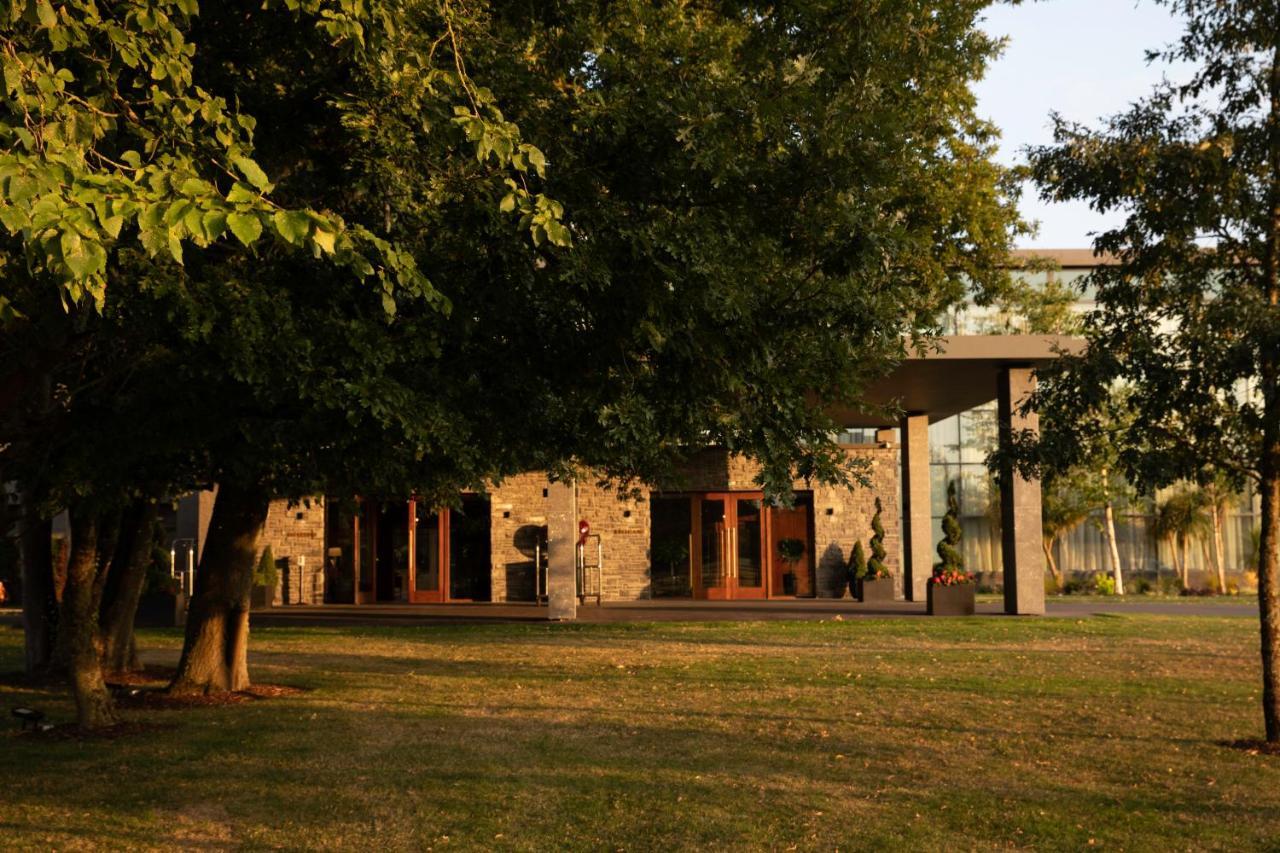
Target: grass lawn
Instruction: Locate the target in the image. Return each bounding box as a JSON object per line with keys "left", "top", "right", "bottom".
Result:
{"left": 2, "top": 615, "right": 1278, "bottom": 850}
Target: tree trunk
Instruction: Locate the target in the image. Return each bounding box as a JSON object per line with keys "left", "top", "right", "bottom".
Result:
{"left": 1180, "top": 534, "right": 1190, "bottom": 589}
{"left": 1261, "top": 439, "right": 1280, "bottom": 742}
{"left": 60, "top": 507, "right": 117, "bottom": 730}
{"left": 99, "top": 502, "right": 159, "bottom": 673}
{"left": 1257, "top": 39, "right": 1280, "bottom": 743}
{"left": 19, "top": 496, "right": 56, "bottom": 678}
{"left": 1211, "top": 501, "right": 1228, "bottom": 594}
{"left": 168, "top": 483, "right": 270, "bottom": 696}
{"left": 1167, "top": 533, "right": 1182, "bottom": 588}
{"left": 1104, "top": 499, "right": 1125, "bottom": 595}
{"left": 1042, "top": 536, "right": 1061, "bottom": 585}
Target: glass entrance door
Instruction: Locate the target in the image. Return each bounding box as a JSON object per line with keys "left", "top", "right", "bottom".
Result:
{"left": 694, "top": 493, "right": 768, "bottom": 599}
{"left": 698, "top": 497, "right": 731, "bottom": 599}
{"left": 734, "top": 497, "right": 766, "bottom": 599}
{"left": 410, "top": 501, "right": 445, "bottom": 603}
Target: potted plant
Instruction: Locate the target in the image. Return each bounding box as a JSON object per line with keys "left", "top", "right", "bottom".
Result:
{"left": 776, "top": 538, "right": 804, "bottom": 596}
{"left": 928, "top": 481, "right": 975, "bottom": 616}
{"left": 136, "top": 559, "right": 186, "bottom": 628}
{"left": 251, "top": 546, "right": 279, "bottom": 609}
{"left": 859, "top": 498, "right": 895, "bottom": 603}
{"left": 846, "top": 540, "right": 867, "bottom": 599}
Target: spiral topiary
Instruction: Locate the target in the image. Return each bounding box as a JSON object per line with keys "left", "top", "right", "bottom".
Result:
{"left": 866, "top": 497, "right": 890, "bottom": 579}
{"left": 932, "top": 480, "right": 971, "bottom": 585}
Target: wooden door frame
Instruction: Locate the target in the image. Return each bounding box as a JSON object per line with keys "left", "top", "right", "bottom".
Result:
{"left": 730, "top": 493, "right": 769, "bottom": 600}
{"left": 691, "top": 492, "right": 770, "bottom": 600}
{"left": 408, "top": 500, "right": 449, "bottom": 604}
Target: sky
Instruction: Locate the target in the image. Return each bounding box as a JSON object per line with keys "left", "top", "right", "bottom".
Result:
{"left": 973, "top": 0, "right": 1189, "bottom": 248}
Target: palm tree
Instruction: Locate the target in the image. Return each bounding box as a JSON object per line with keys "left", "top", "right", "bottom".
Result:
{"left": 1152, "top": 486, "right": 1211, "bottom": 590}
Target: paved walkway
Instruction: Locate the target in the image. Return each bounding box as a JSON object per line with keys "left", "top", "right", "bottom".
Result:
{"left": 245, "top": 597, "right": 1257, "bottom": 627}
{"left": 0, "top": 598, "right": 1256, "bottom": 631}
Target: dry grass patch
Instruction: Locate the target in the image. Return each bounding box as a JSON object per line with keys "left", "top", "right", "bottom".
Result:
{"left": 0, "top": 616, "right": 1277, "bottom": 850}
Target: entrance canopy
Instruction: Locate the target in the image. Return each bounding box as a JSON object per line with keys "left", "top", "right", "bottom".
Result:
{"left": 826, "top": 335, "right": 1084, "bottom": 428}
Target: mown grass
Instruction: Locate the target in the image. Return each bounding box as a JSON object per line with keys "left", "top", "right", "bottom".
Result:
{"left": 1, "top": 615, "right": 1277, "bottom": 851}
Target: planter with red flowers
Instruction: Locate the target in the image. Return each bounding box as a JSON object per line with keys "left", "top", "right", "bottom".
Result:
{"left": 927, "top": 481, "right": 975, "bottom": 616}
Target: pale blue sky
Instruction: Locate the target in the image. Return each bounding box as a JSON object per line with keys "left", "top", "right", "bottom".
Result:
{"left": 974, "top": 0, "right": 1188, "bottom": 248}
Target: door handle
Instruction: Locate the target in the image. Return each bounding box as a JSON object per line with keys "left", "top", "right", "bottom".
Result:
{"left": 729, "top": 527, "right": 737, "bottom": 579}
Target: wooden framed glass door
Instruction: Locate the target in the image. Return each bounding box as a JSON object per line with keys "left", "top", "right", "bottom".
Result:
{"left": 693, "top": 493, "right": 768, "bottom": 600}
{"left": 410, "top": 500, "right": 447, "bottom": 603}
{"left": 733, "top": 496, "right": 767, "bottom": 599}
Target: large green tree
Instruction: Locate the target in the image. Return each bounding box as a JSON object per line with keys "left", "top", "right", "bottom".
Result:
{"left": 4, "top": 0, "right": 1022, "bottom": 725}
{"left": 1009, "top": 0, "right": 1280, "bottom": 742}
{"left": 0, "top": 0, "right": 558, "bottom": 724}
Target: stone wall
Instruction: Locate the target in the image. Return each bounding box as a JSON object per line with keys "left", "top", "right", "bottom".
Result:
{"left": 657, "top": 444, "right": 901, "bottom": 599}
{"left": 576, "top": 481, "right": 651, "bottom": 601}
{"left": 812, "top": 445, "right": 901, "bottom": 598}
{"left": 259, "top": 498, "right": 327, "bottom": 605}
{"left": 490, "top": 473, "right": 554, "bottom": 602}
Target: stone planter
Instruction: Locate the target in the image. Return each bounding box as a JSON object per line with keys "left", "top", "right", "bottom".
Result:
{"left": 250, "top": 584, "right": 274, "bottom": 610}
{"left": 927, "top": 582, "right": 975, "bottom": 616}
{"left": 136, "top": 590, "right": 186, "bottom": 628}
{"left": 859, "top": 577, "right": 895, "bottom": 604}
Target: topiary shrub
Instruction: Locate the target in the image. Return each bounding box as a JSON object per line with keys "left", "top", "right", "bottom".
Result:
{"left": 848, "top": 540, "right": 867, "bottom": 580}
{"left": 931, "top": 480, "right": 972, "bottom": 586}
{"left": 865, "top": 497, "right": 890, "bottom": 580}
{"left": 254, "top": 546, "right": 279, "bottom": 591}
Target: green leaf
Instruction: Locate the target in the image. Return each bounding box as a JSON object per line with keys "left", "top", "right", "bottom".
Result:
{"left": 272, "top": 209, "right": 311, "bottom": 245}
{"left": 226, "top": 182, "right": 258, "bottom": 204}
{"left": 60, "top": 232, "right": 106, "bottom": 278}
{"left": 226, "top": 212, "right": 263, "bottom": 245}
{"left": 312, "top": 226, "right": 337, "bottom": 254}
{"left": 499, "top": 192, "right": 517, "bottom": 214}
{"left": 526, "top": 146, "right": 547, "bottom": 177}
{"left": 35, "top": 0, "right": 56, "bottom": 28}
{"left": 202, "top": 210, "right": 228, "bottom": 240}
{"left": 233, "top": 157, "right": 272, "bottom": 192}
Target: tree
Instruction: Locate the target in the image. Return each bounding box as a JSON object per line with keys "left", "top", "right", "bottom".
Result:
{"left": 4, "top": 0, "right": 1022, "bottom": 722}
{"left": 1152, "top": 484, "right": 1210, "bottom": 590}
{"left": 0, "top": 0, "right": 560, "bottom": 723}
{"left": 1012, "top": 0, "right": 1280, "bottom": 741}
{"left": 1040, "top": 466, "right": 1097, "bottom": 587}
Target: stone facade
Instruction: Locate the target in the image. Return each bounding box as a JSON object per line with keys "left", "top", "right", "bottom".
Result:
{"left": 259, "top": 498, "right": 327, "bottom": 605}
{"left": 236, "top": 440, "right": 901, "bottom": 606}
{"left": 657, "top": 445, "right": 901, "bottom": 599}
{"left": 489, "top": 473, "right": 555, "bottom": 602}
{"left": 576, "top": 480, "right": 651, "bottom": 601}
{"left": 811, "top": 446, "right": 901, "bottom": 598}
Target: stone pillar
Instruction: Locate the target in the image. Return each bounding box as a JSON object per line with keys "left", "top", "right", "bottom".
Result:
{"left": 998, "top": 367, "right": 1046, "bottom": 615}
{"left": 900, "top": 413, "right": 931, "bottom": 602}
{"left": 545, "top": 480, "right": 578, "bottom": 621}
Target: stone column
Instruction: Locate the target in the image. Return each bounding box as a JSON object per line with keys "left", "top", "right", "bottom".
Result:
{"left": 545, "top": 480, "right": 578, "bottom": 621}
{"left": 900, "top": 413, "right": 931, "bottom": 602}
{"left": 998, "top": 367, "right": 1046, "bottom": 615}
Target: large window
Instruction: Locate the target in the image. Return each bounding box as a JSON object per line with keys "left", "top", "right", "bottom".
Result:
{"left": 929, "top": 405, "right": 1002, "bottom": 575}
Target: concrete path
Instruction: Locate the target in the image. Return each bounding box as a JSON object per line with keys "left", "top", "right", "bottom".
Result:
{"left": 0, "top": 598, "right": 1257, "bottom": 631}
{"left": 243, "top": 596, "right": 1257, "bottom": 628}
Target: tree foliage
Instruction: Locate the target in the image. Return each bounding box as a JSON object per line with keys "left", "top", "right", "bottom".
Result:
{"left": 1006, "top": 0, "right": 1280, "bottom": 740}
{"left": 2, "top": 0, "right": 1022, "bottom": 721}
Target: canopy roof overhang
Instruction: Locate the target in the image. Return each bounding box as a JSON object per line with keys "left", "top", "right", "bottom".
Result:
{"left": 827, "top": 335, "right": 1085, "bottom": 428}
